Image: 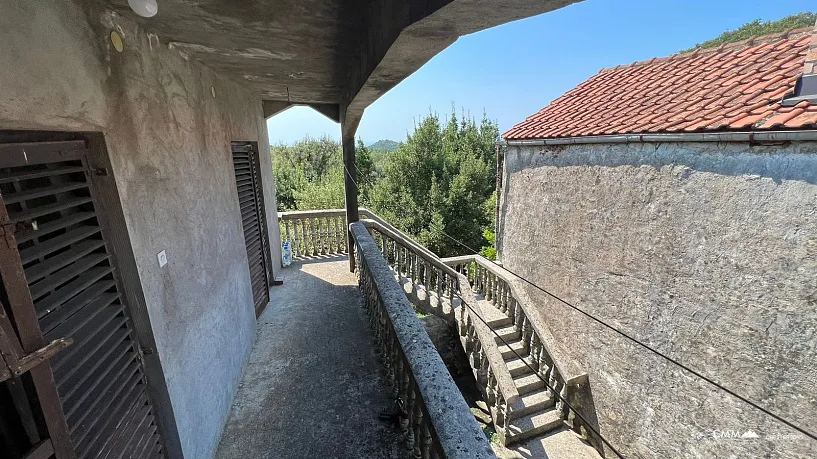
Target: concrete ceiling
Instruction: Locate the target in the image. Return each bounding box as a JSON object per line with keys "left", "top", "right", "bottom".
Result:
{"left": 107, "top": 0, "right": 579, "bottom": 131}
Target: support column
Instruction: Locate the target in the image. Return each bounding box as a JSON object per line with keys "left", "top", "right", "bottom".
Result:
{"left": 341, "top": 128, "right": 359, "bottom": 272}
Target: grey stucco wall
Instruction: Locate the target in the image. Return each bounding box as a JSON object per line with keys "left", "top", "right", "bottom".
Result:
{"left": 498, "top": 140, "right": 817, "bottom": 458}
{"left": 0, "top": 1, "right": 282, "bottom": 457}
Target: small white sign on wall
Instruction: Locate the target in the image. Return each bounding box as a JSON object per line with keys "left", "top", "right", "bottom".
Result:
{"left": 157, "top": 250, "right": 168, "bottom": 268}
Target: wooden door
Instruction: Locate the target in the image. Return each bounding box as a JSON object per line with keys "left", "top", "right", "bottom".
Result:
{"left": 0, "top": 140, "right": 165, "bottom": 458}
{"left": 231, "top": 142, "right": 272, "bottom": 315}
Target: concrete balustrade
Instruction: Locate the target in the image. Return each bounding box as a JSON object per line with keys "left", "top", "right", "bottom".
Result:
{"left": 443, "top": 255, "right": 599, "bottom": 451}
{"left": 349, "top": 222, "right": 495, "bottom": 459}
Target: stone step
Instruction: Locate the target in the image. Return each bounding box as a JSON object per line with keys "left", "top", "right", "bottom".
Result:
{"left": 533, "top": 428, "right": 604, "bottom": 459}
{"left": 513, "top": 372, "right": 546, "bottom": 395}
{"left": 478, "top": 301, "right": 512, "bottom": 328}
{"left": 492, "top": 324, "right": 521, "bottom": 344}
{"left": 500, "top": 340, "right": 529, "bottom": 361}
{"left": 514, "top": 388, "right": 556, "bottom": 419}
{"left": 506, "top": 409, "right": 564, "bottom": 446}
{"left": 503, "top": 358, "right": 534, "bottom": 378}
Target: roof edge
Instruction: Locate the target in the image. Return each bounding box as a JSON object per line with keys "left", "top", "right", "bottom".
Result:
{"left": 599, "top": 27, "right": 815, "bottom": 74}
{"left": 502, "top": 129, "right": 817, "bottom": 146}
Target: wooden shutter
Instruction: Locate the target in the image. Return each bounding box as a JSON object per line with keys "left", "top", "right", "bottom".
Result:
{"left": 231, "top": 143, "right": 271, "bottom": 315}
{"left": 0, "top": 140, "right": 165, "bottom": 458}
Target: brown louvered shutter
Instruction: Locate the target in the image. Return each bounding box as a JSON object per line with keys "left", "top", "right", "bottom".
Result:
{"left": 0, "top": 140, "right": 165, "bottom": 458}
{"left": 231, "top": 142, "right": 271, "bottom": 315}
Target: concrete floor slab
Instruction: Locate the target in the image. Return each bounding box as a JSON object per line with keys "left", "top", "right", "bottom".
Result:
{"left": 215, "top": 256, "right": 402, "bottom": 459}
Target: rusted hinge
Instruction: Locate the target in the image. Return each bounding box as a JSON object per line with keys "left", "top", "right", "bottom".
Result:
{"left": 0, "top": 217, "right": 16, "bottom": 249}
{"left": 0, "top": 338, "right": 73, "bottom": 383}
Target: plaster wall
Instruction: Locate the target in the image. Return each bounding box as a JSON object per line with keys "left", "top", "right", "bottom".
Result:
{"left": 498, "top": 140, "right": 817, "bottom": 458}
{"left": 0, "top": 1, "right": 283, "bottom": 457}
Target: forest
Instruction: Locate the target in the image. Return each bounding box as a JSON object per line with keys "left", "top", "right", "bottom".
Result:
{"left": 272, "top": 109, "right": 499, "bottom": 258}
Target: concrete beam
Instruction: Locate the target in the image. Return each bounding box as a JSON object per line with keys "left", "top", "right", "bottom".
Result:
{"left": 307, "top": 103, "right": 341, "bottom": 123}
{"left": 262, "top": 100, "right": 292, "bottom": 119}
{"left": 342, "top": 0, "right": 579, "bottom": 137}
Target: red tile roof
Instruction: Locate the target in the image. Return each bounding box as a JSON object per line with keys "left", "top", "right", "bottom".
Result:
{"left": 503, "top": 28, "right": 817, "bottom": 141}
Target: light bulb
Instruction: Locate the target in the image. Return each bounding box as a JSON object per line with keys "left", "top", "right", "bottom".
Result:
{"left": 128, "top": 0, "right": 158, "bottom": 18}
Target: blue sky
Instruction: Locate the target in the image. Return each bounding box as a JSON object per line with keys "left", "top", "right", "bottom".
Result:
{"left": 267, "top": 0, "right": 814, "bottom": 145}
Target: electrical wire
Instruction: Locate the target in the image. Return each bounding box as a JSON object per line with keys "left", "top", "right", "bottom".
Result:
{"left": 339, "top": 160, "right": 817, "bottom": 443}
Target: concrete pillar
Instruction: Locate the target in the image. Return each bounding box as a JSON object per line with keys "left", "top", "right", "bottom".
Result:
{"left": 341, "top": 129, "right": 359, "bottom": 272}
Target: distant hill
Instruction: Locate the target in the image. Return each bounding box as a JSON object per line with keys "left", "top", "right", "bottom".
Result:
{"left": 368, "top": 139, "right": 400, "bottom": 152}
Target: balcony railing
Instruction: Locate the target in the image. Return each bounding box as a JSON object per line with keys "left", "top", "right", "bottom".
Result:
{"left": 443, "top": 255, "right": 600, "bottom": 451}
{"left": 278, "top": 209, "right": 351, "bottom": 257}
{"left": 278, "top": 209, "right": 599, "bottom": 456}
{"left": 349, "top": 221, "right": 494, "bottom": 459}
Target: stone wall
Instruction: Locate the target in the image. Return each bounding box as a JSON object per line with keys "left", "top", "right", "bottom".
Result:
{"left": 498, "top": 140, "right": 817, "bottom": 458}
{"left": 0, "top": 1, "right": 282, "bottom": 457}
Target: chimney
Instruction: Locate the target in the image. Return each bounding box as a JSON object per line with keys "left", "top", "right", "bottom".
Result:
{"left": 783, "top": 19, "right": 817, "bottom": 106}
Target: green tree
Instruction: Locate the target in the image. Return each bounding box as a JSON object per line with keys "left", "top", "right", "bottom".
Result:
{"left": 370, "top": 108, "right": 499, "bottom": 257}
{"left": 272, "top": 136, "right": 377, "bottom": 211}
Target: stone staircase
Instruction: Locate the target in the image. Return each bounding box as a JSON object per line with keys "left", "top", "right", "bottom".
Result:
{"left": 355, "top": 214, "right": 603, "bottom": 458}
{"left": 476, "top": 299, "right": 566, "bottom": 445}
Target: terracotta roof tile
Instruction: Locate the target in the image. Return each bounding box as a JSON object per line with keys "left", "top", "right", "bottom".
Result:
{"left": 504, "top": 28, "right": 815, "bottom": 141}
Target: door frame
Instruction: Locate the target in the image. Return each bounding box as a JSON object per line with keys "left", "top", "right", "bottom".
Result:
{"left": 0, "top": 131, "right": 183, "bottom": 459}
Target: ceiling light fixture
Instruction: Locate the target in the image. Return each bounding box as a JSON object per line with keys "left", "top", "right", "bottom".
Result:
{"left": 128, "top": 0, "right": 158, "bottom": 18}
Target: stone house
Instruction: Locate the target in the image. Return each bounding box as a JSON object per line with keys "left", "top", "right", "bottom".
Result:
{"left": 499, "top": 26, "right": 817, "bottom": 458}
{"left": 0, "top": 1, "right": 567, "bottom": 459}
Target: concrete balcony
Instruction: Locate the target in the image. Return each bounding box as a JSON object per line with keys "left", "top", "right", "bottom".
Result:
{"left": 214, "top": 255, "right": 405, "bottom": 458}
{"left": 211, "top": 210, "right": 604, "bottom": 459}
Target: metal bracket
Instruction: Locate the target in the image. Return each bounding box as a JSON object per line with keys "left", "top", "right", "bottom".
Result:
{"left": 0, "top": 218, "right": 17, "bottom": 249}
{"left": 0, "top": 338, "right": 73, "bottom": 383}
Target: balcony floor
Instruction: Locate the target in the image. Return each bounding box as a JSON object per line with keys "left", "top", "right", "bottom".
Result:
{"left": 215, "top": 255, "right": 402, "bottom": 459}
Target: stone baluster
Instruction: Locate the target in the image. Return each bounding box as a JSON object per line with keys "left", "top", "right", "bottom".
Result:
{"left": 522, "top": 315, "right": 533, "bottom": 354}
{"left": 328, "top": 216, "right": 335, "bottom": 253}
{"left": 502, "top": 281, "right": 511, "bottom": 314}
{"left": 396, "top": 244, "right": 403, "bottom": 276}
{"left": 446, "top": 275, "right": 455, "bottom": 309}
{"left": 300, "top": 218, "right": 308, "bottom": 255}
{"left": 412, "top": 402, "right": 423, "bottom": 458}
{"left": 490, "top": 272, "right": 497, "bottom": 304}
{"left": 294, "top": 219, "right": 302, "bottom": 256}
{"left": 329, "top": 216, "right": 335, "bottom": 253}
{"left": 312, "top": 217, "right": 319, "bottom": 255}
{"left": 300, "top": 218, "right": 308, "bottom": 256}
{"left": 514, "top": 307, "right": 524, "bottom": 335}
{"left": 303, "top": 218, "right": 311, "bottom": 255}
{"left": 381, "top": 233, "right": 389, "bottom": 261}
{"left": 489, "top": 273, "right": 496, "bottom": 304}
{"left": 495, "top": 392, "right": 507, "bottom": 431}
{"left": 338, "top": 216, "right": 346, "bottom": 253}
{"left": 329, "top": 216, "right": 337, "bottom": 253}
{"left": 557, "top": 381, "right": 568, "bottom": 417}
{"left": 421, "top": 423, "right": 432, "bottom": 459}
{"left": 320, "top": 216, "right": 328, "bottom": 254}
{"left": 312, "top": 217, "right": 320, "bottom": 255}
{"left": 506, "top": 295, "right": 515, "bottom": 324}
{"left": 539, "top": 350, "right": 554, "bottom": 383}
{"left": 485, "top": 367, "right": 496, "bottom": 406}
{"left": 404, "top": 387, "right": 417, "bottom": 451}
{"left": 315, "top": 217, "right": 322, "bottom": 254}
{"left": 529, "top": 333, "right": 541, "bottom": 371}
